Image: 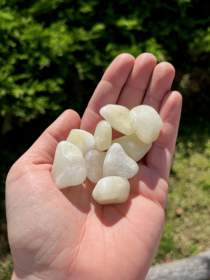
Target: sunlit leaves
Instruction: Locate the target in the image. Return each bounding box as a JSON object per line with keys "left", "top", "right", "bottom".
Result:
{"left": 1, "top": 0, "right": 210, "bottom": 122}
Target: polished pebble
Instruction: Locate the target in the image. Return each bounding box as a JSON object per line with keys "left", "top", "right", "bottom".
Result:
{"left": 129, "top": 105, "right": 162, "bottom": 144}
{"left": 66, "top": 129, "right": 95, "bottom": 157}
{"left": 103, "top": 143, "right": 139, "bottom": 178}
{"left": 94, "top": 120, "right": 112, "bottom": 151}
{"left": 92, "top": 176, "right": 130, "bottom": 205}
{"left": 51, "top": 141, "right": 87, "bottom": 189}
{"left": 85, "top": 150, "right": 106, "bottom": 183}
{"left": 100, "top": 104, "right": 133, "bottom": 135}
{"left": 112, "top": 133, "right": 152, "bottom": 162}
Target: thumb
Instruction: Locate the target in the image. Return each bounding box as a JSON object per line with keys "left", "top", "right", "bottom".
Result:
{"left": 25, "top": 109, "right": 81, "bottom": 165}
{"left": 6, "top": 109, "right": 81, "bottom": 184}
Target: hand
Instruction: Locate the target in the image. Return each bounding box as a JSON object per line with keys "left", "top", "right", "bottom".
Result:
{"left": 6, "top": 53, "right": 182, "bottom": 280}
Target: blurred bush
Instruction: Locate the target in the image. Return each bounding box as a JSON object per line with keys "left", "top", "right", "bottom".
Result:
{"left": 1, "top": 0, "right": 210, "bottom": 126}
{"left": 0, "top": 0, "right": 209, "bottom": 122}
{"left": 1, "top": 0, "right": 210, "bottom": 257}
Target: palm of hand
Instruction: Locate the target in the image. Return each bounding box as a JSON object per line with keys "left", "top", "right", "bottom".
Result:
{"left": 6, "top": 53, "right": 182, "bottom": 280}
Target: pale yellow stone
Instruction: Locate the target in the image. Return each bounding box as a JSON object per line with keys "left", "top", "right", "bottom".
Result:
{"left": 66, "top": 129, "right": 95, "bottom": 157}
{"left": 103, "top": 143, "right": 139, "bottom": 178}
{"left": 94, "top": 121, "right": 112, "bottom": 151}
{"left": 112, "top": 134, "right": 152, "bottom": 162}
{"left": 100, "top": 104, "right": 133, "bottom": 135}
{"left": 92, "top": 176, "right": 130, "bottom": 205}
{"left": 51, "top": 141, "right": 87, "bottom": 189}
{"left": 129, "top": 105, "right": 163, "bottom": 144}
{"left": 85, "top": 150, "right": 106, "bottom": 183}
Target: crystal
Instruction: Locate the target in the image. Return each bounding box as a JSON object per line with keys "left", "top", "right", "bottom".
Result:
{"left": 100, "top": 104, "right": 133, "bottom": 135}
{"left": 66, "top": 129, "right": 95, "bottom": 157}
{"left": 94, "top": 120, "right": 112, "bottom": 151}
{"left": 103, "top": 143, "right": 139, "bottom": 178}
{"left": 112, "top": 133, "right": 152, "bottom": 162}
{"left": 85, "top": 150, "right": 106, "bottom": 183}
{"left": 129, "top": 105, "right": 163, "bottom": 143}
{"left": 51, "top": 141, "right": 87, "bottom": 189}
{"left": 92, "top": 176, "right": 130, "bottom": 205}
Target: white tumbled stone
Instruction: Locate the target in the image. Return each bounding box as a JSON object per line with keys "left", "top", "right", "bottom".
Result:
{"left": 85, "top": 150, "right": 106, "bottom": 183}
{"left": 112, "top": 134, "right": 152, "bottom": 162}
{"left": 129, "top": 105, "right": 163, "bottom": 144}
{"left": 92, "top": 176, "right": 130, "bottom": 205}
{"left": 51, "top": 141, "right": 87, "bottom": 189}
{"left": 66, "top": 129, "right": 95, "bottom": 157}
{"left": 103, "top": 143, "right": 139, "bottom": 178}
{"left": 100, "top": 104, "right": 133, "bottom": 135}
{"left": 94, "top": 121, "right": 112, "bottom": 151}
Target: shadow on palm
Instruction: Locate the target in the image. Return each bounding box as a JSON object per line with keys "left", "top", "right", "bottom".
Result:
{"left": 60, "top": 150, "right": 162, "bottom": 228}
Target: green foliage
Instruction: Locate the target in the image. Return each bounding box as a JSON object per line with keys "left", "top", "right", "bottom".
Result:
{"left": 154, "top": 224, "right": 177, "bottom": 260}
{"left": 1, "top": 0, "right": 210, "bottom": 121}
{"left": 154, "top": 137, "right": 210, "bottom": 264}
{"left": 0, "top": 255, "right": 13, "bottom": 280}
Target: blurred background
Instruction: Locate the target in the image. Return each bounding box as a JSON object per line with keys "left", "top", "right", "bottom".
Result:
{"left": 1, "top": 0, "right": 210, "bottom": 278}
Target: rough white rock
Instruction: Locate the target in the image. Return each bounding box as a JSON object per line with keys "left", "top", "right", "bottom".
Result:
{"left": 100, "top": 104, "right": 133, "bottom": 135}
{"left": 51, "top": 141, "right": 87, "bottom": 189}
{"left": 129, "top": 105, "right": 163, "bottom": 144}
{"left": 85, "top": 150, "right": 106, "bottom": 183}
{"left": 66, "top": 129, "right": 95, "bottom": 157}
{"left": 103, "top": 143, "right": 139, "bottom": 178}
{"left": 112, "top": 133, "right": 152, "bottom": 162}
{"left": 92, "top": 176, "right": 130, "bottom": 205}
{"left": 94, "top": 120, "right": 112, "bottom": 151}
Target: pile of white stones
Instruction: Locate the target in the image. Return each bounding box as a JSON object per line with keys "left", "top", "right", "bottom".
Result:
{"left": 51, "top": 105, "right": 163, "bottom": 205}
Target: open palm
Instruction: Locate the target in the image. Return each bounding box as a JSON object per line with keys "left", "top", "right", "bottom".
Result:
{"left": 6, "top": 53, "right": 182, "bottom": 280}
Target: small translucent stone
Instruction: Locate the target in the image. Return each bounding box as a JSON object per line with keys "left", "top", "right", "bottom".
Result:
{"left": 51, "top": 141, "right": 87, "bottom": 189}
{"left": 103, "top": 143, "right": 139, "bottom": 178}
{"left": 66, "top": 129, "right": 95, "bottom": 157}
{"left": 112, "top": 134, "right": 152, "bottom": 162}
{"left": 94, "top": 120, "right": 112, "bottom": 151}
{"left": 100, "top": 104, "right": 133, "bottom": 135}
{"left": 85, "top": 150, "right": 106, "bottom": 183}
{"left": 92, "top": 176, "right": 130, "bottom": 205}
{"left": 129, "top": 105, "right": 163, "bottom": 144}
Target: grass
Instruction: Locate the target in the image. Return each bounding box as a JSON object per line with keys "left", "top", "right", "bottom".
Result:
{"left": 1, "top": 136, "right": 210, "bottom": 277}
{"left": 154, "top": 135, "right": 210, "bottom": 264}
{"left": 0, "top": 255, "right": 13, "bottom": 280}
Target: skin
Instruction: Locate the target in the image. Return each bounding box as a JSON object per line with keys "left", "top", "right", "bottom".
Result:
{"left": 6, "top": 53, "right": 182, "bottom": 280}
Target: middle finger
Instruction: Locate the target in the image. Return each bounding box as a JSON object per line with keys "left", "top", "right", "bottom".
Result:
{"left": 117, "top": 53, "right": 157, "bottom": 109}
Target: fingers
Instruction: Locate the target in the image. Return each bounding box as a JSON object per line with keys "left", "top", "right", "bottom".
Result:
{"left": 81, "top": 53, "right": 135, "bottom": 134}
{"left": 117, "top": 53, "right": 157, "bottom": 109}
{"left": 24, "top": 110, "right": 81, "bottom": 165}
{"left": 143, "top": 62, "right": 175, "bottom": 112}
{"left": 145, "top": 91, "right": 182, "bottom": 181}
